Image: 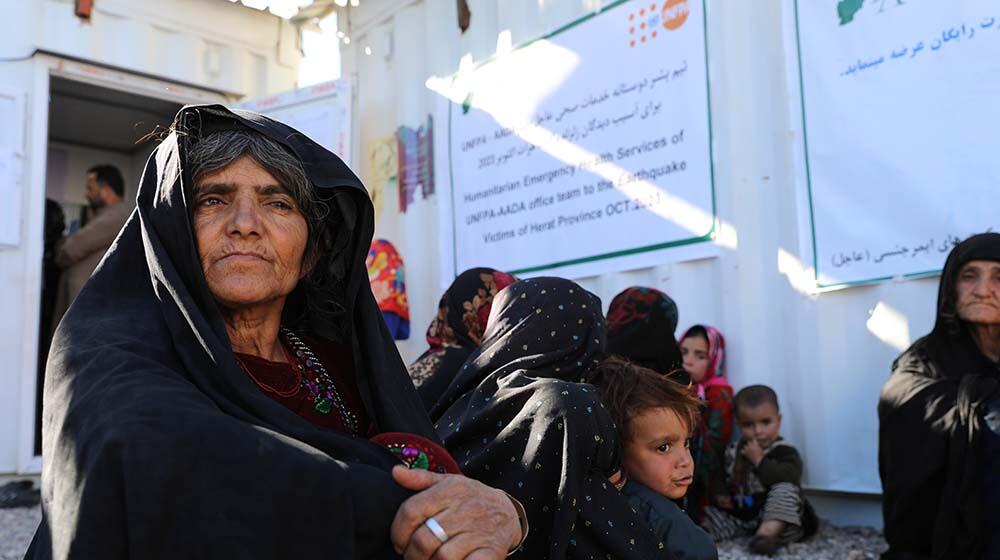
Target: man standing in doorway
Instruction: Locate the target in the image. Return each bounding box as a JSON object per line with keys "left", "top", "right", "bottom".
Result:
{"left": 52, "top": 165, "right": 130, "bottom": 326}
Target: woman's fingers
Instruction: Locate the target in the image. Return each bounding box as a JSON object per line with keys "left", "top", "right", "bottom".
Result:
{"left": 430, "top": 534, "right": 502, "bottom": 560}
{"left": 432, "top": 485, "right": 516, "bottom": 554}
{"left": 402, "top": 510, "right": 476, "bottom": 560}
{"left": 391, "top": 474, "right": 519, "bottom": 558}
{"left": 403, "top": 523, "right": 446, "bottom": 560}
{"left": 460, "top": 549, "right": 503, "bottom": 560}
{"left": 392, "top": 464, "right": 447, "bottom": 491}
{"left": 391, "top": 482, "right": 448, "bottom": 554}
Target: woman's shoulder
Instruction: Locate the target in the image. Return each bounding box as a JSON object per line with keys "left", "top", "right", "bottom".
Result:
{"left": 891, "top": 336, "right": 937, "bottom": 377}
{"left": 526, "top": 378, "right": 605, "bottom": 409}
{"left": 881, "top": 337, "right": 960, "bottom": 413}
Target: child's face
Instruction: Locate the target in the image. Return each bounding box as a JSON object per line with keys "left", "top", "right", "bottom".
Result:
{"left": 623, "top": 406, "right": 694, "bottom": 500}
{"left": 680, "top": 335, "right": 710, "bottom": 383}
{"left": 737, "top": 402, "right": 782, "bottom": 449}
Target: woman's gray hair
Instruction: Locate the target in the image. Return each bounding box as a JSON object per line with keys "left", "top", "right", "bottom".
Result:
{"left": 187, "top": 129, "right": 323, "bottom": 227}
{"left": 186, "top": 128, "right": 347, "bottom": 333}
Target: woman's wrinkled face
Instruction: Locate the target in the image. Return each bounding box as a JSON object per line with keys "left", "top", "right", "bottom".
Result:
{"left": 193, "top": 155, "right": 308, "bottom": 311}
{"left": 956, "top": 259, "right": 1000, "bottom": 325}
{"left": 680, "top": 334, "right": 710, "bottom": 383}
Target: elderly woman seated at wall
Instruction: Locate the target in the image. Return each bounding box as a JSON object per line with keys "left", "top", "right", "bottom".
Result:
{"left": 27, "top": 106, "right": 526, "bottom": 560}
{"left": 879, "top": 233, "right": 1000, "bottom": 560}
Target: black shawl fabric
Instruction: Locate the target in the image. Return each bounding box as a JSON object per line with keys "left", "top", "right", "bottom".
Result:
{"left": 431, "top": 277, "right": 662, "bottom": 559}
{"left": 408, "top": 267, "right": 516, "bottom": 413}
{"left": 605, "top": 286, "right": 683, "bottom": 378}
{"left": 879, "top": 233, "right": 1000, "bottom": 560}
{"left": 27, "top": 106, "right": 438, "bottom": 560}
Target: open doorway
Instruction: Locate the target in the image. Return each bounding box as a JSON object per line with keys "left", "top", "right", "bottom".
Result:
{"left": 35, "top": 77, "right": 183, "bottom": 455}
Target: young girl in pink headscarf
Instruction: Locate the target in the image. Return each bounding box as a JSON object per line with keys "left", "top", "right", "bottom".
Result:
{"left": 680, "top": 324, "right": 735, "bottom": 524}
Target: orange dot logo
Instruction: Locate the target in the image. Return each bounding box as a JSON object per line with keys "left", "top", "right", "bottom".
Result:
{"left": 662, "top": 0, "right": 689, "bottom": 30}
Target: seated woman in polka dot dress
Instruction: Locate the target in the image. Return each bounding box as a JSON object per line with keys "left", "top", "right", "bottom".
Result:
{"left": 431, "top": 277, "right": 664, "bottom": 559}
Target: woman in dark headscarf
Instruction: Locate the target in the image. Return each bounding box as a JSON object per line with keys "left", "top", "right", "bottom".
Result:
{"left": 27, "top": 106, "right": 525, "bottom": 559}
{"left": 431, "top": 277, "right": 663, "bottom": 559}
{"left": 409, "top": 268, "right": 516, "bottom": 413}
{"left": 606, "top": 286, "right": 685, "bottom": 380}
{"left": 879, "top": 233, "right": 1000, "bottom": 560}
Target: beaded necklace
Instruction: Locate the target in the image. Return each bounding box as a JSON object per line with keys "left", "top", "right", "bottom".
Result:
{"left": 280, "top": 328, "right": 360, "bottom": 436}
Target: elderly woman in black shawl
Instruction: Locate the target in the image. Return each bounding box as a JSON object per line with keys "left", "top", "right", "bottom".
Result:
{"left": 431, "top": 277, "right": 663, "bottom": 559}
{"left": 879, "top": 233, "right": 1000, "bottom": 560}
{"left": 408, "top": 267, "right": 517, "bottom": 413}
{"left": 27, "top": 106, "right": 526, "bottom": 560}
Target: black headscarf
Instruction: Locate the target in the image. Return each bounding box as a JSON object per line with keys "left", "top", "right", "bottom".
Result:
{"left": 409, "top": 267, "right": 517, "bottom": 413}
{"left": 606, "top": 286, "right": 684, "bottom": 379}
{"left": 879, "top": 233, "right": 1000, "bottom": 560}
{"left": 27, "top": 105, "right": 437, "bottom": 559}
{"left": 431, "top": 277, "right": 662, "bottom": 559}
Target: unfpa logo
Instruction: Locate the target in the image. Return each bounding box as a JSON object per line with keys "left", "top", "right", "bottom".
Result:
{"left": 629, "top": 0, "right": 690, "bottom": 47}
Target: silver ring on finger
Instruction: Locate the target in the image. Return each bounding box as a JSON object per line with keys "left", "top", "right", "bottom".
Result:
{"left": 424, "top": 516, "right": 449, "bottom": 543}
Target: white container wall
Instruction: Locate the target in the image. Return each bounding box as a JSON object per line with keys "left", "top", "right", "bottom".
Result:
{"left": 340, "top": 0, "right": 938, "bottom": 500}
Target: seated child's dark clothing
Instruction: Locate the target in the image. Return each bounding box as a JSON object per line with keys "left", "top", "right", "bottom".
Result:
{"left": 701, "top": 438, "right": 818, "bottom": 544}
{"left": 623, "top": 479, "right": 718, "bottom": 560}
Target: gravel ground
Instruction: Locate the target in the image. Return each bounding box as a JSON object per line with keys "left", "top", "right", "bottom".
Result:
{"left": 717, "top": 522, "right": 887, "bottom": 559}
{"left": 1, "top": 507, "right": 884, "bottom": 560}
{"left": 1, "top": 505, "right": 40, "bottom": 560}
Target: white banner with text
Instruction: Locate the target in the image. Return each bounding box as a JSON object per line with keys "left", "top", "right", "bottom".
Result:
{"left": 793, "top": 0, "right": 1000, "bottom": 288}
{"left": 438, "top": 0, "right": 716, "bottom": 279}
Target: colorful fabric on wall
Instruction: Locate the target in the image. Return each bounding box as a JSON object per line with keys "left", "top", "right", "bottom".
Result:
{"left": 396, "top": 115, "right": 434, "bottom": 213}
{"left": 366, "top": 239, "right": 410, "bottom": 340}
{"left": 366, "top": 135, "right": 397, "bottom": 219}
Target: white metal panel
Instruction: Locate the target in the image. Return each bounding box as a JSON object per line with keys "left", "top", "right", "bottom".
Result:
{"left": 0, "top": 68, "right": 31, "bottom": 474}
{"left": 0, "top": 60, "right": 49, "bottom": 475}
{"left": 34, "top": 0, "right": 299, "bottom": 97}
{"left": 240, "top": 80, "right": 353, "bottom": 161}
{"left": 0, "top": 91, "right": 25, "bottom": 247}
{"left": 340, "top": 0, "right": 938, "bottom": 494}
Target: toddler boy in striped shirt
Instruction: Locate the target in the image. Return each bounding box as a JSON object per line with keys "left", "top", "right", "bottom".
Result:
{"left": 701, "top": 385, "right": 818, "bottom": 555}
